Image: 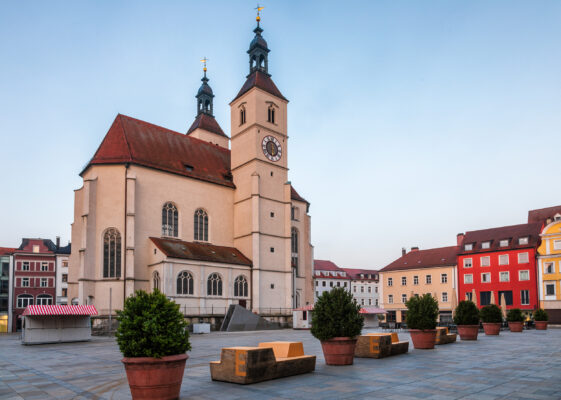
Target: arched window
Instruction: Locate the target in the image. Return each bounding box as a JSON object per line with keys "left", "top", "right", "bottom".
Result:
{"left": 259, "top": 54, "right": 265, "bottom": 68}
{"left": 291, "top": 227, "right": 299, "bottom": 268}
{"left": 36, "top": 294, "right": 53, "bottom": 305}
{"left": 177, "top": 271, "right": 194, "bottom": 295}
{"left": 240, "top": 107, "right": 246, "bottom": 125}
{"left": 205, "top": 100, "right": 210, "bottom": 112}
{"left": 267, "top": 106, "right": 275, "bottom": 124}
{"left": 153, "top": 271, "right": 161, "bottom": 291}
{"left": 103, "top": 228, "right": 121, "bottom": 278}
{"left": 207, "top": 273, "right": 222, "bottom": 296}
{"left": 71, "top": 297, "right": 79, "bottom": 305}
{"left": 162, "top": 202, "right": 178, "bottom": 237}
{"left": 234, "top": 275, "right": 248, "bottom": 297}
{"left": 17, "top": 294, "right": 33, "bottom": 308}
{"left": 194, "top": 208, "right": 209, "bottom": 241}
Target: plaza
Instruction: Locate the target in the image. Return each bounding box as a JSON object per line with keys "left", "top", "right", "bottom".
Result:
{"left": 1, "top": 328, "right": 561, "bottom": 400}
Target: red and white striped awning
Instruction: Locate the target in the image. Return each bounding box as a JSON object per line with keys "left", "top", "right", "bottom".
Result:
{"left": 359, "top": 307, "right": 387, "bottom": 314}
{"left": 22, "top": 305, "right": 98, "bottom": 316}
{"left": 293, "top": 304, "right": 314, "bottom": 311}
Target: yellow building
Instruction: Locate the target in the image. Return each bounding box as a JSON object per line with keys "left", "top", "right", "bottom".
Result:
{"left": 379, "top": 246, "right": 458, "bottom": 324}
{"left": 537, "top": 213, "right": 561, "bottom": 323}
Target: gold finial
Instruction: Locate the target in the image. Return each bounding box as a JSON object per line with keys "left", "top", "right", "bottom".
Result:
{"left": 200, "top": 57, "right": 208, "bottom": 72}
{"left": 255, "top": 4, "right": 264, "bottom": 22}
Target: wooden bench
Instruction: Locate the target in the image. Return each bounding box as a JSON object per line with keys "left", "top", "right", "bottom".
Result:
{"left": 210, "top": 342, "right": 315, "bottom": 384}
{"left": 355, "top": 333, "right": 408, "bottom": 358}
{"left": 436, "top": 327, "right": 457, "bottom": 345}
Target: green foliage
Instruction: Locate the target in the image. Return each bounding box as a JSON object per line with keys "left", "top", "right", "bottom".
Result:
{"left": 377, "top": 314, "right": 385, "bottom": 321}
{"left": 479, "top": 304, "right": 502, "bottom": 323}
{"left": 311, "top": 288, "right": 364, "bottom": 341}
{"left": 405, "top": 294, "right": 439, "bottom": 330}
{"left": 534, "top": 308, "right": 548, "bottom": 321}
{"left": 116, "top": 289, "right": 191, "bottom": 358}
{"left": 506, "top": 308, "right": 525, "bottom": 322}
{"left": 453, "top": 300, "right": 480, "bottom": 325}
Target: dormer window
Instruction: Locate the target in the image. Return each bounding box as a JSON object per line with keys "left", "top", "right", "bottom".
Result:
{"left": 554, "top": 213, "right": 561, "bottom": 221}
{"left": 481, "top": 241, "right": 490, "bottom": 249}
{"left": 184, "top": 164, "right": 194, "bottom": 172}
{"left": 464, "top": 243, "right": 473, "bottom": 251}
{"left": 499, "top": 239, "right": 509, "bottom": 247}
{"left": 518, "top": 237, "right": 529, "bottom": 245}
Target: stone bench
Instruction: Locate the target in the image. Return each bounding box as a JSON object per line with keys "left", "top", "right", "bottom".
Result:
{"left": 210, "top": 341, "right": 315, "bottom": 384}
{"left": 436, "top": 327, "right": 457, "bottom": 345}
{"left": 355, "top": 333, "right": 408, "bottom": 358}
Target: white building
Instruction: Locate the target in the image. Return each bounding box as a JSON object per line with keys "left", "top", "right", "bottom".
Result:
{"left": 343, "top": 268, "right": 380, "bottom": 307}
{"left": 55, "top": 239, "right": 71, "bottom": 305}
{"left": 313, "top": 260, "right": 350, "bottom": 300}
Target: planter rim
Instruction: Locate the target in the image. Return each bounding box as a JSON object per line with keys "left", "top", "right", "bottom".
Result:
{"left": 457, "top": 324, "right": 479, "bottom": 327}
{"left": 535, "top": 320, "right": 548, "bottom": 322}
{"left": 122, "top": 353, "right": 188, "bottom": 364}
{"left": 507, "top": 321, "right": 524, "bottom": 324}
{"left": 408, "top": 328, "right": 437, "bottom": 332}
{"left": 322, "top": 337, "right": 356, "bottom": 341}
{"left": 482, "top": 321, "right": 502, "bottom": 325}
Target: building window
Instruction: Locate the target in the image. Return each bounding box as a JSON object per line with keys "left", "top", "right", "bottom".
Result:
{"left": 153, "top": 271, "right": 160, "bottom": 291}
{"left": 499, "top": 271, "right": 509, "bottom": 282}
{"left": 22, "top": 277, "right": 30, "bottom": 287}
{"left": 521, "top": 290, "right": 530, "bottom": 305}
{"left": 322, "top": 281, "right": 326, "bottom": 287}
{"left": 442, "top": 292, "right": 448, "bottom": 302}
{"left": 466, "top": 292, "right": 473, "bottom": 301}
{"left": 315, "top": 281, "right": 318, "bottom": 287}
{"left": 498, "top": 290, "right": 513, "bottom": 306}
{"left": 498, "top": 254, "right": 509, "bottom": 265}
{"left": 545, "top": 284, "right": 555, "bottom": 297}
{"left": 41, "top": 262, "right": 49, "bottom": 272}
{"left": 463, "top": 258, "right": 472, "bottom": 268}
{"left": 207, "top": 273, "right": 223, "bottom": 296}
{"left": 387, "top": 277, "right": 393, "bottom": 287}
{"left": 360, "top": 285, "right": 364, "bottom": 292}
{"left": 194, "top": 208, "right": 209, "bottom": 241}
{"left": 401, "top": 276, "right": 407, "bottom": 286}
{"left": 481, "top": 241, "right": 490, "bottom": 249}
{"left": 40, "top": 278, "right": 48, "bottom": 287}
{"left": 353, "top": 286, "right": 356, "bottom": 292}
{"left": 177, "top": 271, "right": 194, "bottom": 295}
{"left": 480, "top": 291, "right": 491, "bottom": 306}
{"left": 368, "top": 298, "right": 372, "bottom": 305}
{"left": 103, "top": 228, "right": 122, "bottom": 278}
{"left": 480, "top": 256, "right": 490, "bottom": 267}
{"left": 499, "top": 239, "right": 509, "bottom": 247}
{"left": 464, "top": 244, "right": 473, "bottom": 251}
{"left": 441, "top": 274, "right": 448, "bottom": 284}
{"left": 554, "top": 240, "right": 561, "bottom": 250}
{"left": 375, "top": 286, "right": 378, "bottom": 293}
{"left": 240, "top": 106, "right": 246, "bottom": 125}
{"left": 388, "top": 295, "right": 393, "bottom": 304}
{"left": 518, "top": 252, "right": 529, "bottom": 264}
{"left": 234, "top": 275, "right": 248, "bottom": 297}
{"left": 315, "top": 291, "right": 319, "bottom": 298}
{"left": 32, "top": 245, "right": 40, "bottom": 253}
{"left": 367, "top": 286, "right": 371, "bottom": 293}
{"left": 464, "top": 274, "right": 473, "bottom": 284}
{"left": 375, "top": 299, "right": 379, "bottom": 306}
{"left": 62, "top": 260, "right": 68, "bottom": 267}
{"left": 337, "top": 282, "right": 341, "bottom": 287}
{"left": 545, "top": 262, "right": 554, "bottom": 274}
{"left": 361, "top": 299, "right": 365, "bottom": 305}
{"left": 344, "top": 282, "right": 347, "bottom": 287}
{"left": 413, "top": 275, "right": 419, "bottom": 285}
{"left": 426, "top": 275, "right": 432, "bottom": 284}
{"left": 402, "top": 294, "right": 407, "bottom": 303}
{"left": 17, "top": 294, "right": 33, "bottom": 308}
{"left": 291, "top": 228, "right": 298, "bottom": 269}
{"left": 22, "top": 262, "right": 30, "bottom": 271}
{"left": 481, "top": 273, "right": 491, "bottom": 283}
{"left": 330, "top": 281, "right": 334, "bottom": 287}
{"left": 162, "top": 202, "right": 179, "bottom": 237}
{"left": 62, "top": 288, "right": 67, "bottom": 297}
{"left": 267, "top": 106, "right": 276, "bottom": 124}
{"left": 519, "top": 237, "right": 528, "bottom": 245}
{"left": 36, "top": 294, "right": 53, "bottom": 305}
{"left": 62, "top": 274, "right": 68, "bottom": 283}
{"left": 291, "top": 206, "right": 299, "bottom": 221}
{"left": 519, "top": 270, "right": 530, "bottom": 281}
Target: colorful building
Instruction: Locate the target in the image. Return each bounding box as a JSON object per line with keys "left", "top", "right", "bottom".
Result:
{"left": 379, "top": 246, "right": 458, "bottom": 324}
{"left": 0, "top": 248, "right": 15, "bottom": 333}
{"left": 457, "top": 223, "right": 541, "bottom": 313}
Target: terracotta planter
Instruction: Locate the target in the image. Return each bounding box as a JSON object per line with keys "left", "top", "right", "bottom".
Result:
{"left": 409, "top": 329, "right": 436, "bottom": 349}
{"left": 508, "top": 321, "right": 524, "bottom": 332}
{"left": 482, "top": 322, "right": 501, "bottom": 335}
{"left": 320, "top": 337, "right": 357, "bottom": 365}
{"left": 535, "top": 321, "right": 548, "bottom": 330}
{"left": 122, "top": 353, "right": 188, "bottom": 400}
{"left": 457, "top": 325, "right": 479, "bottom": 340}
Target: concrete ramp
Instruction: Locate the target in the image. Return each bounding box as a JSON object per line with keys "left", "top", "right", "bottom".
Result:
{"left": 220, "top": 305, "right": 281, "bottom": 332}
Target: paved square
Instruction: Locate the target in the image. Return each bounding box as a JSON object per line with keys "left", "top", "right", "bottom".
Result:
{"left": 1, "top": 328, "right": 561, "bottom": 399}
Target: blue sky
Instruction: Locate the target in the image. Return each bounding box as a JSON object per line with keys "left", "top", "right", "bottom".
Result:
{"left": 1, "top": 1, "right": 560, "bottom": 269}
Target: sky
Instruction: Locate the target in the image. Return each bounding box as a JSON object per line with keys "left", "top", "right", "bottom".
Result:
{"left": 1, "top": 1, "right": 560, "bottom": 269}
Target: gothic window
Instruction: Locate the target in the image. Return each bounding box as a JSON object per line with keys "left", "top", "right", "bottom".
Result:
{"left": 234, "top": 275, "right": 248, "bottom": 297}
{"left": 103, "top": 228, "right": 121, "bottom": 278}
{"left": 17, "top": 294, "right": 33, "bottom": 308}
{"left": 36, "top": 294, "right": 53, "bottom": 305}
{"left": 267, "top": 106, "right": 275, "bottom": 124}
{"left": 177, "top": 271, "right": 194, "bottom": 295}
{"left": 207, "top": 273, "right": 222, "bottom": 296}
{"left": 162, "top": 202, "right": 178, "bottom": 237}
{"left": 240, "top": 107, "right": 246, "bottom": 125}
{"left": 194, "top": 208, "right": 209, "bottom": 241}
{"left": 153, "top": 271, "right": 161, "bottom": 291}
{"left": 291, "top": 228, "right": 299, "bottom": 269}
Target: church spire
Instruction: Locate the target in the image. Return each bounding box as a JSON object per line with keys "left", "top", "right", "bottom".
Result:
{"left": 196, "top": 57, "right": 214, "bottom": 116}
{"left": 248, "top": 6, "right": 270, "bottom": 76}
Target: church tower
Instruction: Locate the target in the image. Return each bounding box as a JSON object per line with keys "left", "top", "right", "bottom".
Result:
{"left": 230, "top": 13, "right": 292, "bottom": 311}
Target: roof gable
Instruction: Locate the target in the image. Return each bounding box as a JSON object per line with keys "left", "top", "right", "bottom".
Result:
{"left": 186, "top": 113, "right": 228, "bottom": 138}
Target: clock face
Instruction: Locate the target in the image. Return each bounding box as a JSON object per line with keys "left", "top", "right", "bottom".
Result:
{"left": 262, "top": 135, "right": 282, "bottom": 162}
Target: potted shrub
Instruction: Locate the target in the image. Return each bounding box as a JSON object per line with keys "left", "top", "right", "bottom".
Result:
{"left": 116, "top": 289, "right": 191, "bottom": 400}
{"left": 453, "top": 300, "right": 480, "bottom": 340}
{"left": 479, "top": 304, "right": 502, "bottom": 335}
{"left": 405, "top": 293, "right": 439, "bottom": 349}
{"left": 534, "top": 308, "right": 549, "bottom": 330}
{"left": 506, "top": 308, "right": 525, "bottom": 332}
{"left": 311, "top": 287, "right": 364, "bottom": 365}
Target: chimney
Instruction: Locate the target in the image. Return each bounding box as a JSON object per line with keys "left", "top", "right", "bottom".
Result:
{"left": 401, "top": 247, "right": 406, "bottom": 256}
{"left": 56, "top": 236, "right": 60, "bottom": 248}
{"left": 456, "top": 233, "right": 464, "bottom": 246}
{"left": 411, "top": 246, "right": 419, "bottom": 252}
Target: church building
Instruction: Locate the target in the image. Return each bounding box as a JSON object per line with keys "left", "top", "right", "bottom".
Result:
{"left": 67, "top": 16, "right": 314, "bottom": 317}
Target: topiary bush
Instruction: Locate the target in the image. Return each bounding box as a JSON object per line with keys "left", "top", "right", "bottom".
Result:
{"left": 311, "top": 288, "right": 364, "bottom": 341}
{"left": 534, "top": 308, "right": 548, "bottom": 321}
{"left": 506, "top": 308, "right": 525, "bottom": 323}
{"left": 116, "top": 289, "right": 191, "bottom": 358}
{"left": 453, "top": 300, "right": 480, "bottom": 325}
{"left": 479, "top": 304, "right": 502, "bottom": 323}
{"left": 405, "top": 293, "right": 439, "bottom": 330}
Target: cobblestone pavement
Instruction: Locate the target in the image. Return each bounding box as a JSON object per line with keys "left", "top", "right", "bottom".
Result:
{"left": 1, "top": 327, "right": 561, "bottom": 399}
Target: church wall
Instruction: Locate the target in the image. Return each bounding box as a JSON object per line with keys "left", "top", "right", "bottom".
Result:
{"left": 187, "top": 128, "right": 229, "bottom": 149}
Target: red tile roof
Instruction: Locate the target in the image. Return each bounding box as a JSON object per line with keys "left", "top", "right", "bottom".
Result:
{"left": 150, "top": 237, "right": 252, "bottom": 266}
{"left": 0, "top": 247, "right": 16, "bottom": 256}
{"left": 314, "top": 259, "right": 342, "bottom": 272}
{"left": 380, "top": 246, "right": 458, "bottom": 272}
{"left": 342, "top": 268, "right": 379, "bottom": 280}
{"left": 528, "top": 205, "right": 561, "bottom": 224}
{"left": 232, "top": 70, "right": 287, "bottom": 103}
{"left": 459, "top": 223, "right": 541, "bottom": 255}
{"left": 83, "top": 114, "right": 235, "bottom": 188}
{"left": 186, "top": 113, "right": 228, "bottom": 138}
{"left": 291, "top": 186, "right": 309, "bottom": 204}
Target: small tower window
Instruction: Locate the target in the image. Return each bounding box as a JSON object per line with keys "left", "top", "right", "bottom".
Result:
{"left": 267, "top": 106, "right": 275, "bottom": 124}
{"left": 240, "top": 107, "right": 246, "bottom": 125}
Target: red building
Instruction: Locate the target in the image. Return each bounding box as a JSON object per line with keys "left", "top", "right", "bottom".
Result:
{"left": 457, "top": 223, "right": 541, "bottom": 312}
{"left": 12, "top": 239, "right": 57, "bottom": 331}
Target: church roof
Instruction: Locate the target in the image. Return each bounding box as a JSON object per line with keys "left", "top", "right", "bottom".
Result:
{"left": 150, "top": 237, "right": 252, "bottom": 266}
{"left": 186, "top": 113, "right": 228, "bottom": 138}
{"left": 291, "top": 186, "right": 309, "bottom": 204}
{"left": 83, "top": 114, "right": 235, "bottom": 188}
{"left": 232, "top": 70, "right": 287, "bottom": 103}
